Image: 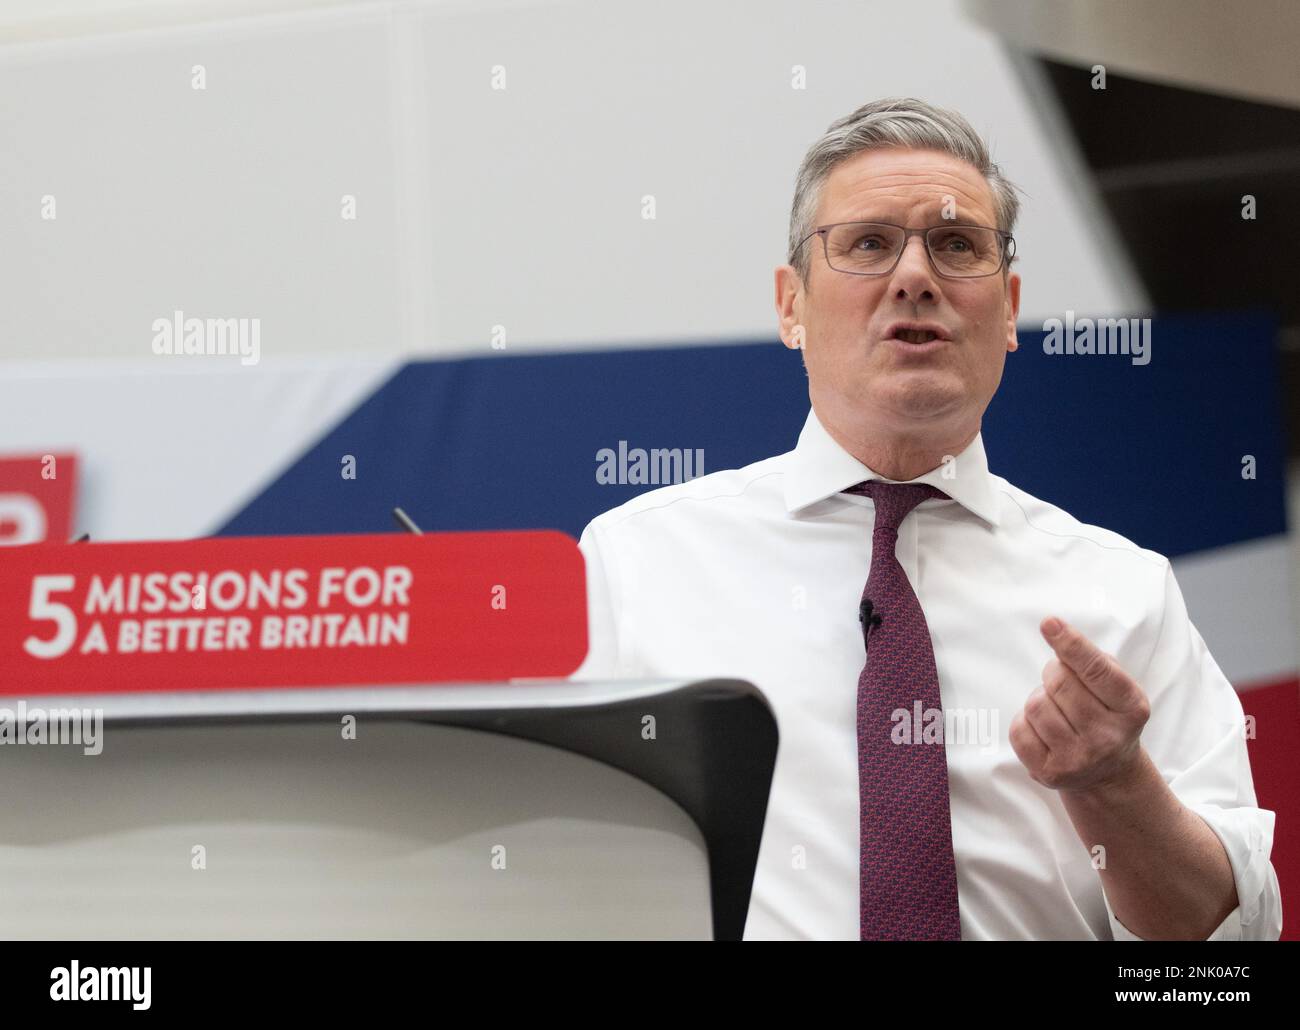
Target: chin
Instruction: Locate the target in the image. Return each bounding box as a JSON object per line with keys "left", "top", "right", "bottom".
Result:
{"left": 867, "top": 382, "right": 965, "bottom": 422}
{"left": 875, "top": 369, "right": 961, "bottom": 399}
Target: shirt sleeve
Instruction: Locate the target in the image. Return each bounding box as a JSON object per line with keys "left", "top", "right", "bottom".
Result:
{"left": 1105, "top": 560, "right": 1283, "bottom": 941}
{"left": 567, "top": 519, "right": 626, "bottom": 681}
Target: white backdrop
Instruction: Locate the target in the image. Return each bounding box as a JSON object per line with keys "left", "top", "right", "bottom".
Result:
{"left": 0, "top": 0, "right": 1142, "bottom": 366}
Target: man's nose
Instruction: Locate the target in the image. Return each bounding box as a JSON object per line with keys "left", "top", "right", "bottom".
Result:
{"left": 889, "top": 234, "right": 939, "bottom": 301}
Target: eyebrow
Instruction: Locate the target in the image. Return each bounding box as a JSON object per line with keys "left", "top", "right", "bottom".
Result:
{"left": 838, "top": 199, "right": 991, "bottom": 225}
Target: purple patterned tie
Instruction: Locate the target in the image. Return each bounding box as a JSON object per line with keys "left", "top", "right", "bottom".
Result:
{"left": 845, "top": 480, "right": 961, "bottom": 941}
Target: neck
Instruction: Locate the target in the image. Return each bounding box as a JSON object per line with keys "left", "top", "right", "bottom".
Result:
{"left": 819, "top": 410, "right": 979, "bottom": 482}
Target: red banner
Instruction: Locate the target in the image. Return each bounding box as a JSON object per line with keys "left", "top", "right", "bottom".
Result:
{"left": 0, "top": 453, "right": 78, "bottom": 546}
{"left": 0, "top": 531, "right": 587, "bottom": 694}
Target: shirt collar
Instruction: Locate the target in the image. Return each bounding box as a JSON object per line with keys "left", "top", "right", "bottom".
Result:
{"left": 781, "top": 406, "right": 1002, "bottom": 528}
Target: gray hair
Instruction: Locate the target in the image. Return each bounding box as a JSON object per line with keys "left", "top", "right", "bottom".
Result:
{"left": 787, "top": 97, "right": 1022, "bottom": 284}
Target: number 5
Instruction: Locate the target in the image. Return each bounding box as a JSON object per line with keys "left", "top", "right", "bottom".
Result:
{"left": 24, "top": 575, "right": 77, "bottom": 659}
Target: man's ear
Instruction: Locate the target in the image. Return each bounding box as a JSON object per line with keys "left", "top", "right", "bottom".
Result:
{"left": 1005, "top": 271, "right": 1021, "bottom": 352}
{"left": 775, "top": 264, "right": 807, "bottom": 350}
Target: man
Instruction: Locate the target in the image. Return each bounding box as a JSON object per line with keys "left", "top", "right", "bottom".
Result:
{"left": 571, "top": 97, "right": 1282, "bottom": 940}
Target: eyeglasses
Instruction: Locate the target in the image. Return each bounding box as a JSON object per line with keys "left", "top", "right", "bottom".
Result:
{"left": 799, "top": 221, "right": 1015, "bottom": 279}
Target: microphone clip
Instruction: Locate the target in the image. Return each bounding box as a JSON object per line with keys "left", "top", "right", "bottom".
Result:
{"left": 859, "top": 598, "right": 882, "bottom": 652}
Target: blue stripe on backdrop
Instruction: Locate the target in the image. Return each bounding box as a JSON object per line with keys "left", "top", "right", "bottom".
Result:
{"left": 988, "top": 308, "right": 1285, "bottom": 558}
{"left": 218, "top": 311, "right": 1285, "bottom": 561}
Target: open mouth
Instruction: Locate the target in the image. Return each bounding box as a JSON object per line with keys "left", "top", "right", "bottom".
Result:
{"left": 893, "top": 329, "right": 940, "bottom": 344}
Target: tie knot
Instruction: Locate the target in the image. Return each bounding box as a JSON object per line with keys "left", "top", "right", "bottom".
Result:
{"left": 844, "top": 480, "right": 949, "bottom": 536}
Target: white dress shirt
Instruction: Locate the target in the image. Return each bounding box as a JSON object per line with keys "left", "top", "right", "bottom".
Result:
{"left": 570, "top": 406, "right": 1282, "bottom": 940}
